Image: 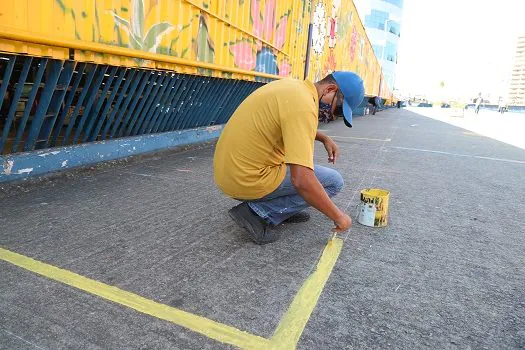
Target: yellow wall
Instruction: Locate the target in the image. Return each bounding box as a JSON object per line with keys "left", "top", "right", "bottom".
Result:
{"left": 0, "top": 0, "right": 391, "bottom": 97}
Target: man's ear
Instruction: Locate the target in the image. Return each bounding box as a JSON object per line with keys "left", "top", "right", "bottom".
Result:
{"left": 325, "top": 83, "right": 339, "bottom": 94}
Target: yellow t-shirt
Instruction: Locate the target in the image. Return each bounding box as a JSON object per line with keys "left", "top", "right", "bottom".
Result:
{"left": 213, "top": 78, "right": 318, "bottom": 200}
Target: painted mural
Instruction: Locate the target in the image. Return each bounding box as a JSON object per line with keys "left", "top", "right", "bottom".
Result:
{"left": 33, "top": 0, "right": 303, "bottom": 80}
{"left": 0, "top": 0, "right": 391, "bottom": 98}
{"left": 228, "top": 0, "right": 292, "bottom": 80}
{"left": 306, "top": 0, "right": 387, "bottom": 98}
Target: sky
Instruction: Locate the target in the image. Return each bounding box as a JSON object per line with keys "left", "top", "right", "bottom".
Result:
{"left": 395, "top": 0, "right": 525, "bottom": 101}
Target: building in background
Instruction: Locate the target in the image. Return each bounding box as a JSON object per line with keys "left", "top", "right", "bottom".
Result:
{"left": 354, "top": 0, "right": 404, "bottom": 92}
{"left": 508, "top": 35, "right": 525, "bottom": 105}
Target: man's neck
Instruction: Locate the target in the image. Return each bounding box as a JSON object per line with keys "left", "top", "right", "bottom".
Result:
{"left": 314, "top": 82, "right": 323, "bottom": 100}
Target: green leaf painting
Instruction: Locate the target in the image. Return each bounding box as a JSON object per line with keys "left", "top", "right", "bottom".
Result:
{"left": 131, "top": 0, "right": 144, "bottom": 38}
{"left": 195, "top": 14, "right": 215, "bottom": 75}
{"left": 144, "top": 22, "right": 174, "bottom": 52}
{"left": 196, "top": 15, "right": 215, "bottom": 63}
{"left": 109, "top": 0, "right": 173, "bottom": 53}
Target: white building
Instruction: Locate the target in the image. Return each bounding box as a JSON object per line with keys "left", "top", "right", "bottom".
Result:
{"left": 508, "top": 35, "right": 525, "bottom": 105}
{"left": 354, "top": 0, "right": 404, "bottom": 92}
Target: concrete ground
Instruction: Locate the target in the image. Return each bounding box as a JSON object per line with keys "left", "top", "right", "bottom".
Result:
{"left": 1, "top": 108, "right": 524, "bottom": 349}
{"left": 409, "top": 107, "right": 525, "bottom": 150}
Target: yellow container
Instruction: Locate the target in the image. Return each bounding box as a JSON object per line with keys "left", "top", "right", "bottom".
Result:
{"left": 357, "top": 188, "right": 390, "bottom": 227}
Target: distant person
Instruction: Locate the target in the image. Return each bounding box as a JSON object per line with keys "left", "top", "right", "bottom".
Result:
{"left": 368, "top": 96, "right": 380, "bottom": 115}
{"left": 475, "top": 95, "right": 482, "bottom": 114}
{"left": 474, "top": 97, "right": 483, "bottom": 114}
{"left": 498, "top": 99, "right": 506, "bottom": 114}
{"left": 397, "top": 101, "right": 402, "bottom": 108}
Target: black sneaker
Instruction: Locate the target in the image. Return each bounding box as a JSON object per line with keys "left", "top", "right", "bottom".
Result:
{"left": 228, "top": 203, "right": 278, "bottom": 244}
{"left": 283, "top": 211, "right": 310, "bottom": 224}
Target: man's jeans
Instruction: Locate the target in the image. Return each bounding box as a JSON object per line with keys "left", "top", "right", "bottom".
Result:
{"left": 247, "top": 165, "right": 344, "bottom": 225}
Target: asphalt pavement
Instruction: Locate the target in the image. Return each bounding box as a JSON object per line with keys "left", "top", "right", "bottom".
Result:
{"left": 1, "top": 108, "right": 524, "bottom": 349}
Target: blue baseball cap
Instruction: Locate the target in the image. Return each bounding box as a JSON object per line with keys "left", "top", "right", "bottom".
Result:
{"left": 332, "top": 71, "right": 365, "bottom": 128}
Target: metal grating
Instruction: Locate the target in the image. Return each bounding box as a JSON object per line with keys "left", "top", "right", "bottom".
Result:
{"left": 0, "top": 54, "right": 264, "bottom": 155}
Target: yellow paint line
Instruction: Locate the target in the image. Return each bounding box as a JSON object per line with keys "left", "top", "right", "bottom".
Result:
{"left": 269, "top": 237, "right": 344, "bottom": 349}
{"left": 0, "top": 248, "right": 269, "bottom": 350}
{"left": 328, "top": 135, "right": 391, "bottom": 142}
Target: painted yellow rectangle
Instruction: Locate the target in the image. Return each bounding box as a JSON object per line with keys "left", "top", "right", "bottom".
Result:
{"left": 0, "top": 247, "right": 270, "bottom": 350}
{"left": 270, "top": 237, "right": 344, "bottom": 348}
{"left": 0, "top": 235, "right": 344, "bottom": 350}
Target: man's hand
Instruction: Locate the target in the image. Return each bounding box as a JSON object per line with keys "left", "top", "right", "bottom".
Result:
{"left": 290, "top": 164, "right": 349, "bottom": 232}
{"left": 322, "top": 136, "right": 340, "bottom": 164}
{"left": 333, "top": 212, "right": 352, "bottom": 232}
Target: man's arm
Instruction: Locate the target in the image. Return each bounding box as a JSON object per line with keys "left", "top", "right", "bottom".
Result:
{"left": 315, "top": 131, "right": 328, "bottom": 142}
{"left": 289, "top": 164, "right": 351, "bottom": 232}
{"left": 316, "top": 131, "right": 340, "bottom": 164}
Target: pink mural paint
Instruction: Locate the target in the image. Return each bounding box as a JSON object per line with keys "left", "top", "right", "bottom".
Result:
{"left": 324, "top": 48, "right": 336, "bottom": 74}
{"left": 229, "top": 42, "right": 257, "bottom": 70}
{"left": 251, "top": 0, "right": 263, "bottom": 38}
{"left": 230, "top": 0, "right": 290, "bottom": 76}
{"left": 278, "top": 61, "right": 291, "bottom": 76}
{"left": 274, "top": 15, "right": 288, "bottom": 50}
{"left": 262, "top": 0, "right": 276, "bottom": 41}
{"left": 350, "top": 25, "right": 358, "bottom": 62}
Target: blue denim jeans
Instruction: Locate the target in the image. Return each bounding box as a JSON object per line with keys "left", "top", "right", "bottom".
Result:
{"left": 247, "top": 165, "right": 344, "bottom": 225}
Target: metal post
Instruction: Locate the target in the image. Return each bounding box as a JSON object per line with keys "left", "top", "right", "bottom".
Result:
{"left": 304, "top": 0, "right": 315, "bottom": 80}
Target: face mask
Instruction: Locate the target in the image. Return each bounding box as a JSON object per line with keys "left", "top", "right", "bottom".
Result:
{"left": 318, "top": 90, "right": 338, "bottom": 123}
{"left": 318, "top": 100, "right": 333, "bottom": 123}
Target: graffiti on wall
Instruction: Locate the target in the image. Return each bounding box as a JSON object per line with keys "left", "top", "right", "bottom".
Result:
{"left": 228, "top": 0, "right": 291, "bottom": 79}
{"left": 54, "top": 0, "right": 198, "bottom": 69}
{"left": 328, "top": 0, "right": 340, "bottom": 48}
{"left": 312, "top": 3, "right": 327, "bottom": 56}
{"left": 306, "top": 0, "right": 386, "bottom": 98}
{"left": 108, "top": 1, "right": 174, "bottom": 54}
{"left": 53, "top": 0, "right": 294, "bottom": 79}
{"left": 1, "top": 0, "right": 390, "bottom": 98}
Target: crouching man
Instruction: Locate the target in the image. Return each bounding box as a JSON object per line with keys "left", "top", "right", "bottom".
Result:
{"left": 213, "top": 72, "right": 365, "bottom": 244}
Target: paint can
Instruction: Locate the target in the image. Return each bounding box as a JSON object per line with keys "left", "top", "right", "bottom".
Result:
{"left": 357, "top": 188, "right": 390, "bottom": 227}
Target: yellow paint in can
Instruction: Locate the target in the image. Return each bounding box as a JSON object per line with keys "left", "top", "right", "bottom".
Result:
{"left": 357, "top": 188, "right": 390, "bottom": 227}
